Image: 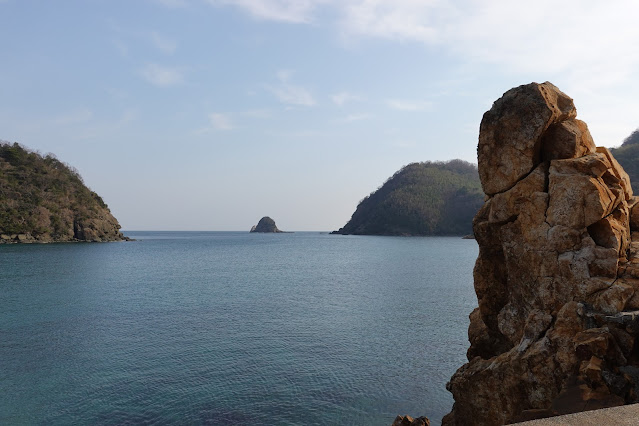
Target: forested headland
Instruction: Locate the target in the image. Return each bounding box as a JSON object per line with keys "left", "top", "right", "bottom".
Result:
{"left": 0, "top": 142, "right": 127, "bottom": 243}
{"left": 611, "top": 129, "right": 639, "bottom": 193}
{"left": 332, "top": 160, "right": 483, "bottom": 236}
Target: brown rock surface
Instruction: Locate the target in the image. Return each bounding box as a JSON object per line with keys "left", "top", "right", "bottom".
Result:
{"left": 443, "top": 82, "right": 639, "bottom": 425}
{"left": 392, "top": 414, "right": 430, "bottom": 426}
{"left": 477, "top": 82, "right": 576, "bottom": 196}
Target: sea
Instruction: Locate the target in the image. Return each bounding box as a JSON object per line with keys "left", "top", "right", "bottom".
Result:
{"left": 0, "top": 231, "right": 479, "bottom": 425}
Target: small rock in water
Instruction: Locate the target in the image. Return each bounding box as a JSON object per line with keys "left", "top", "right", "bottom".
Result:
{"left": 391, "top": 414, "right": 430, "bottom": 426}
{"left": 249, "top": 216, "right": 285, "bottom": 233}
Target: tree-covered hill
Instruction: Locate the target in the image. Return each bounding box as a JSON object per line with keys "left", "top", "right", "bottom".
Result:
{"left": 0, "top": 142, "right": 127, "bottom": 243}
{"left": 611, "top": 129, "right": 639, "bottom": 194}
{"left": 332, "top": 159, "right": 483, "bottom": 236}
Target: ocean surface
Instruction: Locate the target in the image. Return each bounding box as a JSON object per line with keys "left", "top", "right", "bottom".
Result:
{"left": 0, "top": 232, "right": 478, "bottom": 425}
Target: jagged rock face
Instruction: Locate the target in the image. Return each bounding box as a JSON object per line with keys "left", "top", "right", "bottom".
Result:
{"left": 250, "top": 216, "right": 283, "bottom": 233}
{"left": 444, "top": 82, "right": 639, "bottom": 425}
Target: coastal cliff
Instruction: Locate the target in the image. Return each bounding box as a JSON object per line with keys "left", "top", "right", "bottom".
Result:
{"left": 443, "top": 82, "right": 639, "bottom": 425}
{"left": 0, "top": 142, "right": 127, "bottom": 243}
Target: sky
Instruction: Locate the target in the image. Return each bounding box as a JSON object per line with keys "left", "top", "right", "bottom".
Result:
{"left": 2, "top": 0, "right": 639, "bottom": 231}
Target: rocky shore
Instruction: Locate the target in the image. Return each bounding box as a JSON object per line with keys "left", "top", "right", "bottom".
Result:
{"left": 0, "top": 231, "right": 130, "bottom": 244}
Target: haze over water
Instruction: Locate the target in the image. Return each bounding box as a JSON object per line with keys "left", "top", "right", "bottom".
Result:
{"left": 1, "top": 232, "right": 477, "bottom": 425}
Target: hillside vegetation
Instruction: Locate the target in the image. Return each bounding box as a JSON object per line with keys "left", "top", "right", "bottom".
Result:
{"left": 332, "top": 159, "right": 483, "bottom": 236}
{"left": 0, "top": 142, "right": 127, "bottom": 243}
{"left": 611, "top": 129, "right": 639, "bottom": 194}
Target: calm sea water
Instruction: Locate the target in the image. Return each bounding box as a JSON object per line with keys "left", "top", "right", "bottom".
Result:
{"left": 0, "top": 232, "right": 478, "bottom": 425}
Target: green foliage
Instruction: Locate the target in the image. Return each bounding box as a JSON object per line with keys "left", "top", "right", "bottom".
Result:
{"left": 622, "top": 130, "right": 639, "bottom": 146}
{"left": 611, "top": 128, "right": 639, "bottom": 194}
{"left": 334, "top": 160, "right": 483, "bottom": 236}
{"left": 0, "top": 142, "right": 120, "bottom": 240}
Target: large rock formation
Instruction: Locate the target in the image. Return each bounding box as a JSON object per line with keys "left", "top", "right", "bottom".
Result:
{"left": 444, "top": 83, "right": 639, "bottom": 425}
{"left": 250, "top": 216, "right": 284, "bottom": 233}
{"left": 0, "top": 142, "right": 128, "bottom": 243}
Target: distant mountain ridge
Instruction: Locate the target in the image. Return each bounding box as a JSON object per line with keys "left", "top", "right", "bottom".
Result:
{"left": 332, "top": 159, "right": 483, "bottom": 236}
{"left": 0, "top": 142, "right": 127, "bottom": 243}
{"left": 611, "top": 128, "right": 639, "bottom": 193}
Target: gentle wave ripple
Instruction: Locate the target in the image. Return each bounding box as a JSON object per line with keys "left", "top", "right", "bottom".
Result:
{"left": 0, "top": 232, "right": 478, "bottom": 425}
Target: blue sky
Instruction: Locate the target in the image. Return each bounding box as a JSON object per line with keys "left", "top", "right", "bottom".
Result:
{"left": 2, "top": 0, "right": 639, "bottom": 231}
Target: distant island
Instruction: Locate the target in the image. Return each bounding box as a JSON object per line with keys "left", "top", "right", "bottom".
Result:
{"left": 250, "top": 216, "right": 288, "bottom": 233}
{"left": 332, "top": 159, "right": 484, "bottom": 236}
{"left": 0, "top": 142, "right": 128, "bottom": 243}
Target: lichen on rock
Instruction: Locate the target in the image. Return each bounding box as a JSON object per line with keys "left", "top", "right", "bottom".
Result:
{"left": 443, "top": 82, "right": 639, "bottom": 425}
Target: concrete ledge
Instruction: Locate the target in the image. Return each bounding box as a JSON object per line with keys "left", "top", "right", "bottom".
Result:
{"left": 512, "top": 404, "right": 639, "bottom": 425}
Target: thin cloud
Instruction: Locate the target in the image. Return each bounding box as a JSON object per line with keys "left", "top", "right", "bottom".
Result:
{"left": 266, "top": 70, "right": 316, "bottom": 106}
{"left": 242, "top": 109, "right": 272, "bottom": 118}
{"left": 109, "top": 22, "right": 177, "bottom": 56}
{"left": 140, "top": 63, "right": 184, "bottom": 87}
{"left": 208, "top": 0, "right": 325, "bottom": 23}
{"left": 446, "top": 1, "right": 639, "bottom": 89}
{"left": 112, "top": 39, "right": 129, "bottom": 57}
{"left": 106, "top": 87, "right": 129, "bottom": 100}
{"left": 336, "top": 113, "right": 373, "bottom": 123}
{"left": 339, "top": 0, "right": 444, "bottom": 44}
{"left": 212, "top": 0, "right": 639, "bottom": 92}
{"left": 149, "top": 31, "right": 178, "bottom": 54}
{"left": 118, "top": 109, "right": 138, "bottom": 126}
{"left": 268, "top": 85, "right": 315, "bottom": 106}
{"left": 52, "top": 109, "right": 94, "bottom": 126}
{"left": 276, "top": 69, "right": 293, "bottom": 82}
{"left": 387, "top": 99, "right": 433, "bottom": 111}
{"left": 152, "top": 0, "right": 189, "bottom": 7}
{"left": 331, "top": 91, "right": 361, "bottom": 106}
{"left": 344, "top": 1, "right": 639, "bottom": 91}
{"left": 393, "top": 139, "right": 417, "bottom": 148}
{"left": 210, "top": 113, "right": 234, "bottom": 130}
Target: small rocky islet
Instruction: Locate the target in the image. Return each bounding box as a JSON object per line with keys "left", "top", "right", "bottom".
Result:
{"left": 250, "top": 216, "right": 288, "bottom": 233}
{"left": 0, "top": 142, "right": 128, "bottom": 243}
